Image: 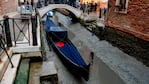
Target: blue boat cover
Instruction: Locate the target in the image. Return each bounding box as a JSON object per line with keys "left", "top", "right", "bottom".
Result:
{"left": 46, "top": 17, "right": 67, "bottom": 39}
{"left": 45, "top": 17, "right": 87, "bottom": 66}
{"left": 59, "top": 43, "right": 87, "bottom": 66}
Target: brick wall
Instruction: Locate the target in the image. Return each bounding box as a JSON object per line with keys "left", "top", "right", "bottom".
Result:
{"left": 106, "top": 0, "right": 149, "bottom": 42}
{"left": 0, "top": 1, "right": 2, "bottom": 15}
{"left": 0, "top": 0, "right": 17, "bottom": 15}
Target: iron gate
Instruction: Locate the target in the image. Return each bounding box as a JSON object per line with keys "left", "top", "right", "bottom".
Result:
{"left": 0, "top": 14, "right": 38, "bottom": 56}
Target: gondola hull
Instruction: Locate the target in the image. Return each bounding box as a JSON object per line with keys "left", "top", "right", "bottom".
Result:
{"left": 46, "top": 34, "right": 89, "bottom": 81}
{"left": 45, "top": 16, "right": 90, "bottom": 81}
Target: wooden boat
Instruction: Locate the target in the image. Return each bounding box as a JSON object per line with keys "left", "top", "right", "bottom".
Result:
{"left": 45, "top": 16, "right": 90, "bottom": 81}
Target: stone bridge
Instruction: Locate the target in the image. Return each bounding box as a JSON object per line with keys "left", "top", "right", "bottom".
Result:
{"left": 37, "top": 4, "right": 83, "bottom": 18}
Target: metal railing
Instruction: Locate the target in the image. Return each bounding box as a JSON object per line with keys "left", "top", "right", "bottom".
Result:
{"left": 0, "top": 19, "right": 6, "bottom": 56}
{"left": 11, "top": 18, "right": 31, "bottom": 46}
{"left": 0, "top": 14, "right": 38, "bottom": 65}
{"left": 0, "top": 15, "right": 38, "bottom": 47}
{"left": 0, "top": 34, "right": 14, "bottom": 68}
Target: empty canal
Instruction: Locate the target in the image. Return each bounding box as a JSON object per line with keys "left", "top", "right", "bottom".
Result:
{"left": 27, "top": 11, "right": 125, "bottom": 84}
{"left": 15, "top": 9, "right": 149, "bottom": 84}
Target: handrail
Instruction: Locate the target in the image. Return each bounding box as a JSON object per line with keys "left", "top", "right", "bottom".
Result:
{"left": 9, "top": 17, "right": 30, "bottom": 20}
{"left": 0, "top": 14, "right": 39, "bottom": 67}
{"left": 0, "top": 14, "right": 38, "bottom": 51}
{"left": 12, "top": 18, "right": 31, "bottom": 46}
{"left": 0, "top": 34, "right": 14, "bottom": 68}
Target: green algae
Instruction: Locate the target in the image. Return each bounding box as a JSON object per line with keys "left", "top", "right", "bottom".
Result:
{"left": 14, "top": 58, "right": 30, "bottom": 84}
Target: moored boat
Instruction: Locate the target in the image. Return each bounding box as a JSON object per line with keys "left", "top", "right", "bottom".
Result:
{"left": 45, "top": 11, "right": 90, "bottom": 81}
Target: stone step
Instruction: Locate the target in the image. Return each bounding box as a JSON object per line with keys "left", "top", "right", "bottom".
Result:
{"left": 1, "top": 54, "right": 21, "bottom": 84}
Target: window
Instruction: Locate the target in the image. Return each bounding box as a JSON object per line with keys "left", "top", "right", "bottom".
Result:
{"left": 115, "top": 0, "right": 128, "bottom": 13}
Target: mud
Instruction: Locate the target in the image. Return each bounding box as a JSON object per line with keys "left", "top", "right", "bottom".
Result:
{"left": 81, "top": 18, "right": 149, "bottom": 67}
{"left": 98, "top": 27, "right": 149, "bottom": 67}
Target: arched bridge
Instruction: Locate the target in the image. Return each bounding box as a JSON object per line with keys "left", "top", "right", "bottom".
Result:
{"left": 37, "top": 4, "right": 83, "bottom": 18}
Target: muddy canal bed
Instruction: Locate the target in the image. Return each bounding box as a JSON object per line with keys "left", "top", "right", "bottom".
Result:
{"left": 28, "top": 27, "right": 122, "bottom": 84}
{"left": 27, "top": 10, "right": 149, "bottom": 84}
{"left": 28, "top": 11, "right": 126, "bottom": 84}
{"left": 82, "top": 20, "right": 149, "bottom": 67}
{"left": 95, "top": 27, "right": 149, "bottom": 67}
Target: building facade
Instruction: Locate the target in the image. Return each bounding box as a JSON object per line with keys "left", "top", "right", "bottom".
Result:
{"left": 0, "top": 0, "right": 17, "bottom": 15}
{"left": 106, "top": 0, "right": 149, "bottom": 41}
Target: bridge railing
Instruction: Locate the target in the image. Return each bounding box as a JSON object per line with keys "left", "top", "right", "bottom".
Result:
{"left": 0, "top": 17, "right": 14, "bottom": 67}
{"left": 37, "top": 4, "right": 82, "bottom": 18}
{"left": 0, "top": 14, "right": 38, "bottom": 56}
{"left": 10, "top": 17, "right": 31, "bottom": 46}
{"left": 0, "top": 14, "right": 38, "bottom": 67}
{"left": 0, "top": 15, "right": 37, "bottom": 47}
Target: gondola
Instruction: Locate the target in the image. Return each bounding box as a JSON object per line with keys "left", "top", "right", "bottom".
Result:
{"left": 45, "top": 11, "right": 90, "bottom": 81}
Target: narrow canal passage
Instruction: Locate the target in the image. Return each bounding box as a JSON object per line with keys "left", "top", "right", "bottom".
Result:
{"left": 14, "top": 9, "right": 149, "bottom": 84}
{"left": 28, "top": 11, "right": 125, "bottom": 84}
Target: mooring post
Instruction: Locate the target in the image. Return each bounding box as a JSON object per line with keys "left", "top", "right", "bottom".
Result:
{"left": 3, "top": 15, "right": 12, "bottom": 47}
{"left": 31, "top": 15, "right": 38, "bottom": 46}
{"left": 90, "top": 51, "right": 94, "bottom": 65}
